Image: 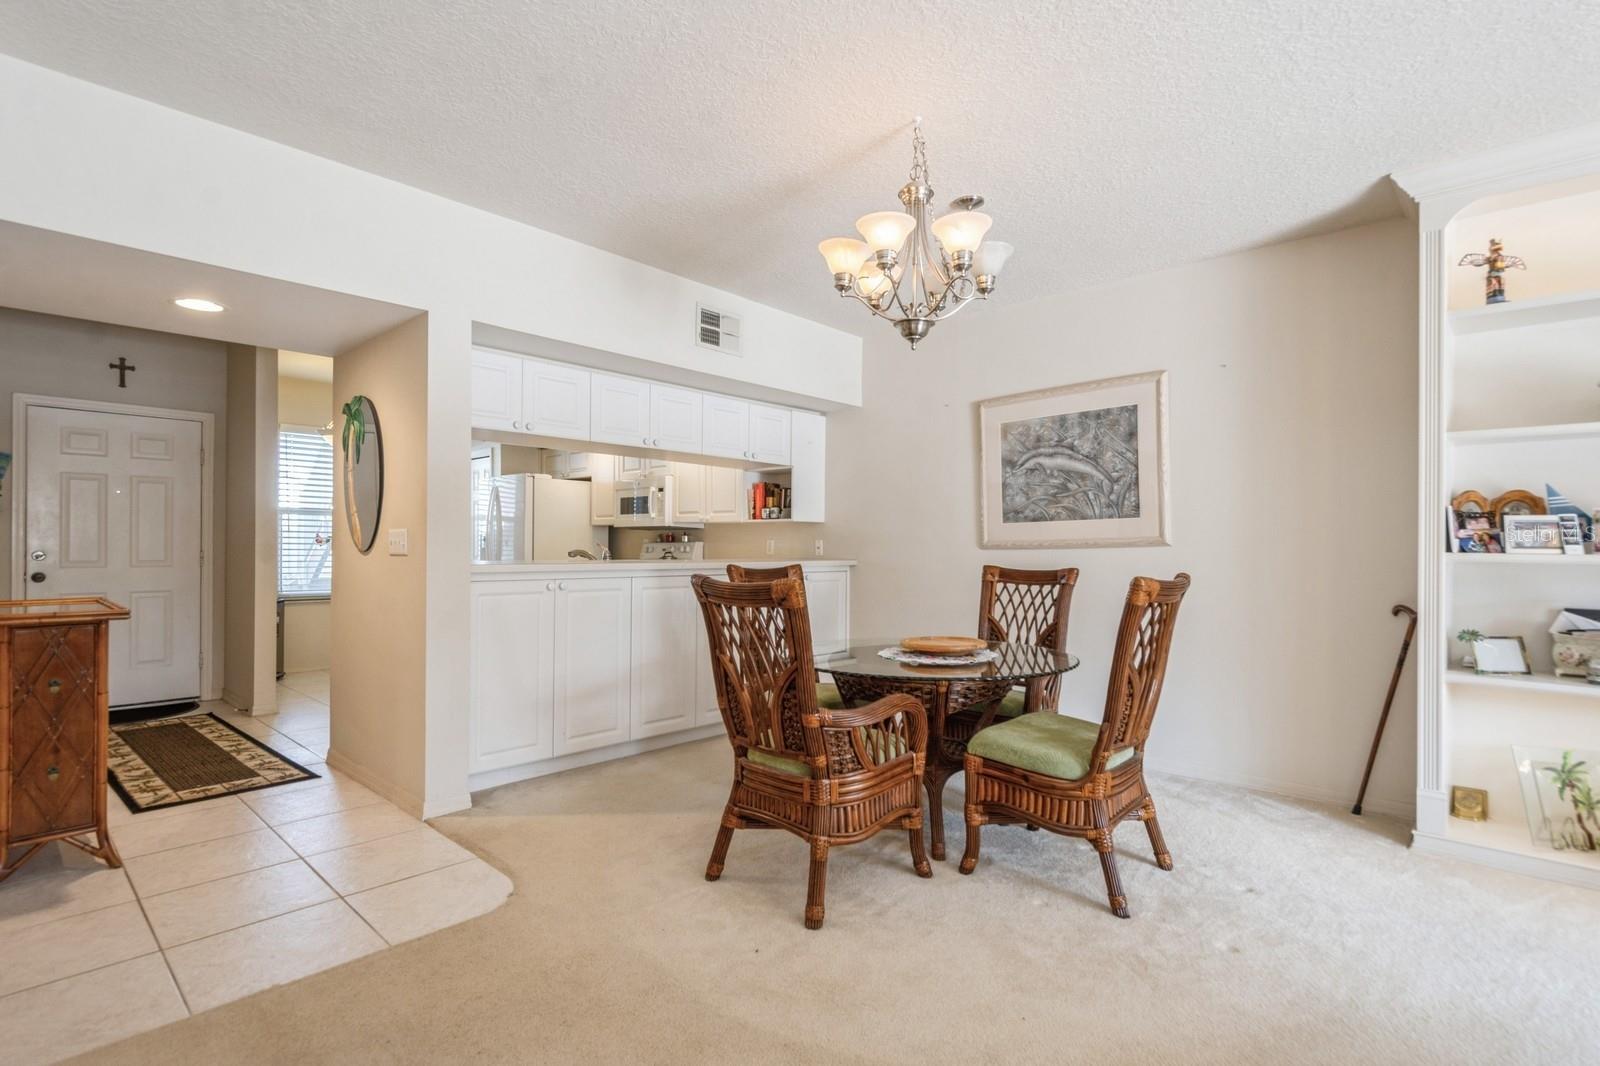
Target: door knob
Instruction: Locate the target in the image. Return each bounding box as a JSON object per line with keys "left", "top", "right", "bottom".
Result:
{"left": 29, "top": 572, "right": 45, "bottom": 583}
{"left": 30, "top": 550, "right": 46, "bottom": 561}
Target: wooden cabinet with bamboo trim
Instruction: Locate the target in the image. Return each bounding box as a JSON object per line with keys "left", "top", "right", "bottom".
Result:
{"left": 0, "top": 597, "right": 129, "bottom": 882}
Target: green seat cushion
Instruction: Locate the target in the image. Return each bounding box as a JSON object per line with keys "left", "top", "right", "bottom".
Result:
{"left": 997, "top": 688, "right": 1029, "bottom": 717}
{"left": 747, "top": 748, "right": 812, "bottom": 778}
{"left": 966, "top": 712, "right": 1134, "bottom": 781}
{"left": 816, "top": 682, "right": 844, "bottom": 709}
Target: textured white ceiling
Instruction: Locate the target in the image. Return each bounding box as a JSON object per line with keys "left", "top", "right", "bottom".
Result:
{"left": 4, "top": 1, "right": 1600, "bottom": 334}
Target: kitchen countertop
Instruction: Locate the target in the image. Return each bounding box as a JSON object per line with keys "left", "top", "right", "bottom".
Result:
{"left": 471, "top": 558, "right": 855, "bottom": 576}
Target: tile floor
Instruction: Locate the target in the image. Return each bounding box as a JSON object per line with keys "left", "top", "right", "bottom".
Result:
{"left": 0, "top": 671, "right": 512, "bottom": 1065}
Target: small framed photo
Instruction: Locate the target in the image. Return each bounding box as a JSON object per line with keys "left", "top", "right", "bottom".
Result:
{"left": 1450, "top": 785, "right": 1489, "bottom": 821}
{"left": 1502, "top": 514, "right": 1564, "bottom": 555}
{"left": 1557, "top": 513, "right": 1585, "bottom": 555}
{"left": 1473, "top": 635, "right": 1532, "bottom": 676}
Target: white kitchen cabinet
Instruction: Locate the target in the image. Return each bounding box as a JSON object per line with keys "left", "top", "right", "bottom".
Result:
{"left": 695, "top": 615, "right": 720, "bottom": 728}
{"left": 788, "top": 410, "right": 826, "bottom": 523}
{"left": 589, "top": 454, "right": 616, "bottom": 523}
{"left": 630, "top": 577, "right": 703, "bottom": 739}
{"left": 469, "top": 582, "right": 556, "bottom": 771}
{"left": 650, "top": 384, "right": 703, "bottom": 452}
{"left": 805, "top": 567, "right": 850, "bottom": 654}
{"left": 553, "top": 577, "right": 632, "bottom": 755}
{"left": 701, "top": 394, "right": 751, "bottom": 460}
{"left": 524, "top": 360, "right": 591, "bottom": 439}
{"left": 749, "top": 403, "right": 792, "bottom": 465}
{"left": 705, "top": 465, "right": 744, "bottom": 523}
{"left": 671, "top": 462, "right": 707, "bottom": 520}
{"left": 470, "top": 349, "right": 524, "bottom": 432}
{"left": 550, "top": 451, "right": 595, "bottom": 479}
{"left": 590, "top": 372, "right": 653, "bottom": 448}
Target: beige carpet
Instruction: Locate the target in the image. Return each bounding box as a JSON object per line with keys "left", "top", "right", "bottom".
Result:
{"left": 76, "top": 738, "right": 1599, "bottom": 1065}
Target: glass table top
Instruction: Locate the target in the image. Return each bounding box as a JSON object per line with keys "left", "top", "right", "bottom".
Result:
{"left": 817, "top": 640, "right": 1079, "bottom": 683}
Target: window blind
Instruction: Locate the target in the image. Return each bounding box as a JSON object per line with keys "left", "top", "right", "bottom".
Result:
{"left": 278, "top": 429, "right": 334, "bottom": 596}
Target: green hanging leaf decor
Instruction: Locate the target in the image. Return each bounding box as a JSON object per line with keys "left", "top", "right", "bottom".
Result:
{"left": 341, "top": 396, "right": 368, "bottom": 464}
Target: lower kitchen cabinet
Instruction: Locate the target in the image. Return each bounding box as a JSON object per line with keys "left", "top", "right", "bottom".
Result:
{"left": 469, "top": 563, "right": 851, "bottom": 784}
{"left": 553, "top": 577, "right": 632, "bottom": 755}
{"left": 631, "top": 576, "right": 714, "bottom": 738}
{"left": 469, "top": 582, "right": 557, "bottom": 772}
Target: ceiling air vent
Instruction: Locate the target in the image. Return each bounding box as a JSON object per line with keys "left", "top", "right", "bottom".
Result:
{"left": 696, "top": 304, "right": 741, "bottom": 355}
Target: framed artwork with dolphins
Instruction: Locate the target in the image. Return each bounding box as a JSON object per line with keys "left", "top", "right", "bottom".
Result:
{"left": 978, "top": 370, "right": 1170, "bottom": 548}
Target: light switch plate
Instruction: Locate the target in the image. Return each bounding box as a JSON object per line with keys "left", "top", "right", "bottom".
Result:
{"left": 387, "top": 529, "right": 409, "bottom": 556}
{"left": 814, "top": 539, "right": 824, "bottom": 557}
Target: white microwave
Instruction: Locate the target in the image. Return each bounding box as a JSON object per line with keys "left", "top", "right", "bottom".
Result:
{"left": 612, "top": 474, "right": 703, "bottom": 528}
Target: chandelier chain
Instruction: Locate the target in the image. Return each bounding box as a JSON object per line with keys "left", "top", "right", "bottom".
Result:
{"left": 908, "top": 121, "right": 930, "bottom": 187}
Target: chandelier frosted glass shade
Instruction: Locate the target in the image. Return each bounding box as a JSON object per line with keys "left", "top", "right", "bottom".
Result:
{"left": 817, "top": 121, "right": 1010, "bottom": 348}
{"left": 854, "top": 212, "right": 918, "bottom": 255}
{"left": 929, "top": 210, "right": 992, "bottom": 255}
{"left": 818, "top": 237, "right": 871, "bottom": 276}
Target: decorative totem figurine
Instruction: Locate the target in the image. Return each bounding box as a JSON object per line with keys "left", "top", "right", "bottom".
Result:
{"left": 1458, "top": 238, "right": 1526, "bottom": 304}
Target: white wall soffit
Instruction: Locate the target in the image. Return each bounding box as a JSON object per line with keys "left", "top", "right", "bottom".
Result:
{"left": 0, "top": 55, "right": 862, "bottom": 407}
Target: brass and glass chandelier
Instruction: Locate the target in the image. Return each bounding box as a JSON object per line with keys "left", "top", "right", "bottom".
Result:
{"left": 818, "top": 119, "right": 1012, "bottom": 348}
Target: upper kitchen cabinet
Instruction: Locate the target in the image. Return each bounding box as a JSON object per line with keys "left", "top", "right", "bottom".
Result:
{"left": 590, "top": 372, "right": 652, "bottom": 447}
{"left": 470, "top": 349, "right": 524, "bottom": 431}
{"left": 649, "top": 384, "right": 703, "bottom": 452}
{"left": 701, "top": 394, "right": 751, "bottom": 459}
{"left": 523, "top": 360, "right": 591, "bottom": 438}
{"left": 749, "top": 403, "right": 792, "bottom": 465}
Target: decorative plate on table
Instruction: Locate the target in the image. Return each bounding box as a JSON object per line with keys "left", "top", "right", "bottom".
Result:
{"left": 900, "top": 635, "right": 988, "bottom": 655}
{"left": 878, "top": 646, "right": 999, "bottom": 667}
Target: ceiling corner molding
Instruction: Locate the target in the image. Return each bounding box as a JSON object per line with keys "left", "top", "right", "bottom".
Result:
{"left": 1391, "top": 121, "right": 1600, "bottom": 225}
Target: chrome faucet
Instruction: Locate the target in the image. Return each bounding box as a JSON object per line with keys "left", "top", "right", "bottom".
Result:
{"left": 567, "top": 549, "right": 596, "bottom": 560}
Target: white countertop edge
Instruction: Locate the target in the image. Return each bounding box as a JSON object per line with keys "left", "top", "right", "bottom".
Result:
{"left": 471, "top": 559, "right": 856, "bottom": 577}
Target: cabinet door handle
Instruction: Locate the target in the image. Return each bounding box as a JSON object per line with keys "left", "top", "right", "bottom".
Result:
{"left": 653, "top": 438, "right": 660, "bottom": 446}
{"left": 546, "top": 582, "right": 555, "bottom": 591}
{"left": 558, "top": 581, "right": 568, "bottom": 591}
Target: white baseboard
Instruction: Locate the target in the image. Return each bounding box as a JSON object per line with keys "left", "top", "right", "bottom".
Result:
{"left": 1411, "top": 830, "right": 1600, "bottom": 890}
{"left": 1143, "top": 757, "right": 1416, "bottom": 821}
{"left": 467, "top": 725, "right": 724, "bottom": 795}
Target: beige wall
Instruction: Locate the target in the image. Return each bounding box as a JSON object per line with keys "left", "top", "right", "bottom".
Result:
{"left": 609, "top": 523, "right": 825, "bottom": 561}
{"left": 278, "top": 374, "right": 332, "bottom": 428}
{"left": 825, "top": 218, "right": 1420, "bottom": 817}
{"left": 0, "top": 308, "right": 228, "bottom": 695}
{"left": 329, "top": 314, "right": 432, "bottom": 811}
{"left": 223, "top": 345, "right": 278, "bottom": 712}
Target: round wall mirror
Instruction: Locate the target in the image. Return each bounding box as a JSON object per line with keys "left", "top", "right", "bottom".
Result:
{"left": 340, "top": 395, "right": 384, "bottom": 553}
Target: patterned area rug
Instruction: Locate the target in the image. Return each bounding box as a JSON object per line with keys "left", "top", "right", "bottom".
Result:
{"left": 109, "top": 713, "right": 319, "bottom": 812}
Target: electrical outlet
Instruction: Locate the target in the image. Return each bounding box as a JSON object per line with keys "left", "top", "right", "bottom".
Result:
{"left": 814, "top": 538, "right": 824, "bottom": 557}
{"left": 387, "top": 529, "right": 409, "bottom": 556}
{"left": 765, "top": 538, "right": 775, "bottom": 556}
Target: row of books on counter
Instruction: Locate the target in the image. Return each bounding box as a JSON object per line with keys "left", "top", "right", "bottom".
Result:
{"left": 750, "top": 482, "right": 791, "bottom": 520}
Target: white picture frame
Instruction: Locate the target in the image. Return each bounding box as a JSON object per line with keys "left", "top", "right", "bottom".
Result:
{"left": 978, "top": 370, "right": 1170, "bottom": 549}
{"left": 1502, "top": 514, "right": 1564, "bottom": 555}
{"left": 1473, "top": 635, "right": 1532, "bottom": 676}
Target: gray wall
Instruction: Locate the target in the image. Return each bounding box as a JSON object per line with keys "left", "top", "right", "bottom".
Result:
{"left": 0, "top": 307, "right": 229, "bottom": 689}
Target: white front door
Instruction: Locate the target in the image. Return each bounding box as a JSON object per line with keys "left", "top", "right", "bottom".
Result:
{"left": 23, "top": 404, "right": 204, "bottom": 707}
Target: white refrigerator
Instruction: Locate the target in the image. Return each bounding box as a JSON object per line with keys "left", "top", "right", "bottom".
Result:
{"left": 475, "top": 474, "right": 598, "bottom": 562}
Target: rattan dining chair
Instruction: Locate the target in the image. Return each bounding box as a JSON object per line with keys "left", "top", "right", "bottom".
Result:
{"left": 960, "top": 573, "right": 1190, "bottom": 918}
{"left": 692, "top": 573, "right": 931, "bottom": 929}
{"left": 924, "top": 567, "right": 1080, "bottom": 857}
{"left": 725, "top": 564, "right": 845, "bottom": 711}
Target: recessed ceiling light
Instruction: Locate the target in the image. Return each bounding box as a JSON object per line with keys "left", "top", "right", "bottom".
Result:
{"left": 174, "top": 297, "right": 225, "bottom": 313}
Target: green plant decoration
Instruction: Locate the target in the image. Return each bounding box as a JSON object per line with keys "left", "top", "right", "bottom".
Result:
{"left": 341, "top": 396, "right": 368, "bottom": 463}
{"left": 1543, "top": 751, "right": 1598, "bottom": 852}
{"left": 1456, "top": 628, "right": 1484, "bottom": 644}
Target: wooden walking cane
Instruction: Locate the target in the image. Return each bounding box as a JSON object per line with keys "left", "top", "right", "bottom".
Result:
{"left": 1352, "top": 604, "right": 1418, "bottom": 816}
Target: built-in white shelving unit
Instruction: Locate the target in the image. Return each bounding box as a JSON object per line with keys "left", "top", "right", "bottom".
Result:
{"left": 1395, "top": 137, "right": 1600, "bottom": 890}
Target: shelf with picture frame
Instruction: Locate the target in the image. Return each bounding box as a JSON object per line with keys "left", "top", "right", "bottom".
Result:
{"left": 1398, "top": 132, "right": 1600, "bottom": 888}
